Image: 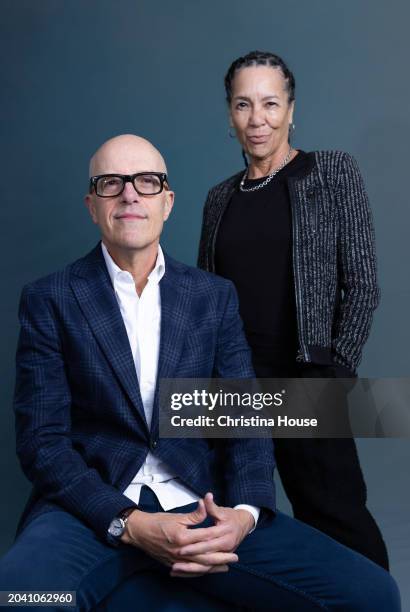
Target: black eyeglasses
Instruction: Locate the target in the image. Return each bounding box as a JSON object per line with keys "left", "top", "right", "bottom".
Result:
{"left": 89, "top": 172, "right": 169, "bottom": 197}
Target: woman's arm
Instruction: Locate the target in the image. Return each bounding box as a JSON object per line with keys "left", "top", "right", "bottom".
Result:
{"left": 332, "top": 153, "right": 381, "bottom": 372}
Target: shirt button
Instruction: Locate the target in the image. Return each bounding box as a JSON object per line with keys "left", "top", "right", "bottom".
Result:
{"left": 150, "top": 439, "right": 158, "bottom": 451}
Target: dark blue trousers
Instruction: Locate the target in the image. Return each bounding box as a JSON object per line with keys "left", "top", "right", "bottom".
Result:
{"left": 0, "top": 487, "right": 400, "bottom": 611}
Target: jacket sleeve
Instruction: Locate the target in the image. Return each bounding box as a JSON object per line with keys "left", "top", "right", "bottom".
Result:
{"left": 332, "top": 153, "right": 381, "bottom": 372}
{"left": 213, "top": 281, "right": 276, "bottom": 515}
{"left": 14, "top": 284, "right": 137, "bottom": 540}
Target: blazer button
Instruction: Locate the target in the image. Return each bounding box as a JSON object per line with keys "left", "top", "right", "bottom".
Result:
{"left": 150, "top": 439, "right": 158, "bottom": 451}
{"left": 306, "top": 188, "right": 315, "bottom": 200}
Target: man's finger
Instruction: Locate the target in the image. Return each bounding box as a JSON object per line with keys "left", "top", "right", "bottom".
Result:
{"left": 186, "top": 551, "right": 238, "bottom": 566}
{"left": 179, "top": 536, "right": 231, "bottom": 556}
{"left": 171, "top": 561, "right": 230, "bottom": 575}
{"left": 176, "top": 523, "right": 229, "bottom": 547}
{"left": 203, "top": 492, "right": 225, "bottom": 520}
{"left": 208, "top": 565, "right": 230, "bottom": 574}
{"left": 171, "top": 561, "right": 211, "bottom": 574}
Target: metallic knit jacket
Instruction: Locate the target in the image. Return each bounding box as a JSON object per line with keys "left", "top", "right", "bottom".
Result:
{"left": 197, "top": 151, "right": 380, "bottom": 373}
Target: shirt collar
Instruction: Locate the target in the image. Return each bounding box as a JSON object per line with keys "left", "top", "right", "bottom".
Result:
{"left": 101, "top": 242, "right": 165, "bottom": 287}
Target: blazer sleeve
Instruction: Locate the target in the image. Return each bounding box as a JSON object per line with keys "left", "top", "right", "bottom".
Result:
{"left": 213, "top": 281, "right": 276, "bottom": 515}
{"left": 332, "top": 153, "right": 381, "bottom": 371}
{"left": 14, "top": 284, "right": 137, "bottom": 540}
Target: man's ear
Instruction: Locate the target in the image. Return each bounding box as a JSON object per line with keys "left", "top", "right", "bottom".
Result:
{"left": 84, "top": 194, "right": 98, "bottom": 224}
{"left": 163, "top": 190, "right": 175, "bottom": 222}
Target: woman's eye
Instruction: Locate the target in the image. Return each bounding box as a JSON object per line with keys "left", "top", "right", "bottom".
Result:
{"left": 236, "top": 102, "right": 248, "bottom": 109}
{"left": 266, "top": 101, "right": 278, "bottom": 107}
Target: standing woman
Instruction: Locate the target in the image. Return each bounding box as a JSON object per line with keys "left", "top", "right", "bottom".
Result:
{"left": 197, "top": 50, "right": 389, "bottom": 570}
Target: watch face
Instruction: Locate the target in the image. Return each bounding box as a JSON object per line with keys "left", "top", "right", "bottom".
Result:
{"left": 108, "top": 517, "right": 125, "bottom": 538}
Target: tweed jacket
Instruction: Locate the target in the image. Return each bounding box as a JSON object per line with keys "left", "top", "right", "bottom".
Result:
{"left": 14, "top": 244, "right": 276, "bottom": 540}
{"left": 198, "top": 151, "right": 380, "bottom": 373}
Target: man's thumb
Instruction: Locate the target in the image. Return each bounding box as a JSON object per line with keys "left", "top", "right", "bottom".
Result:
{"left": 185, "top": 498, "right": 207, "bottom": 525}
{"left": 204, "top": 492, "right": 224, "bottom": 519}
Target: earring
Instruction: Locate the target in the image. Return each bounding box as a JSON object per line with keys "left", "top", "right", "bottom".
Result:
{"left": 228, "top": 127, "right": 236, "bottom": 138}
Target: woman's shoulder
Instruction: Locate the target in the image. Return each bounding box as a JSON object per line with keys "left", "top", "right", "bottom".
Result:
{"left": 310, "top": 150, "right": 360, "bottom": 171}
{"left": 309, "top": 149, "right": 356, "bottom": 165}
{"left": 307, "top": 151, "right": 364, "bottom": 189}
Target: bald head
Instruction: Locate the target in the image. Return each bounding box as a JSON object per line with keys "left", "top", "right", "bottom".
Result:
{"left": 89, "top": 134, "right": 167, "bottom": 177}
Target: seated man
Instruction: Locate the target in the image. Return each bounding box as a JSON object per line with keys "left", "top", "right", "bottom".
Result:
{"left": 0, "top": 135, "right": 400, "bottom": 611}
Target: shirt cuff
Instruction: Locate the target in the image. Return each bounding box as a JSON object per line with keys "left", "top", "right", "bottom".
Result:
{"left": 233, "top": 504, "right": 260, "bottom": 534}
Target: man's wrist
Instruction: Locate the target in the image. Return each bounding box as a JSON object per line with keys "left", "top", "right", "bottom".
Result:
{"left": 233, "top": 504, "right": 260, "bottom": 534}
{"left": 120, "top": 508, "right": 145, "bottom": 545}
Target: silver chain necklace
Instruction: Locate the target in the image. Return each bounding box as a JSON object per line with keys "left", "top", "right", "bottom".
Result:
{"left": 239, "top": 147, "right": 293, "bottom": 192}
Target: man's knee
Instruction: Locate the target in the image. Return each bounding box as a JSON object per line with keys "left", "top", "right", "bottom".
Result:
{"left": 342, "top": 564, "right": 400, "bottom": 612}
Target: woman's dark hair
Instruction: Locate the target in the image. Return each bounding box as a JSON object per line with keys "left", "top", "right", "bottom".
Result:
{"left": 224, "top": 50, "right": 295, "bottom": 105}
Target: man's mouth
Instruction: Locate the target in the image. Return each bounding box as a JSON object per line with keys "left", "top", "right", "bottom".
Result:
{"left": 115, "top": 213, "right": 147, "bottom": 220}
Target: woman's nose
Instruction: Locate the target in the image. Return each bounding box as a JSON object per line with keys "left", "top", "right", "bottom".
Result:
{"left": 249, "top": 105, "right": 265, "bottom": 127}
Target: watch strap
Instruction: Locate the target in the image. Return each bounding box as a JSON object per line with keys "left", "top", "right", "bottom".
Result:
{"left": 118, "top": 507, "right": 135, "bottom": 522}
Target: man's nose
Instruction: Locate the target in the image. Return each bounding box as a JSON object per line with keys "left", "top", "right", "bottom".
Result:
{"left": 120, "top": 180, "right": 140, "bottom": 204}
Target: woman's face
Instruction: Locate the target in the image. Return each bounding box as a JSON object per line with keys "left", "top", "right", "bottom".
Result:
{"left": 229, "top": 65, "right": 294, "bottom": 162}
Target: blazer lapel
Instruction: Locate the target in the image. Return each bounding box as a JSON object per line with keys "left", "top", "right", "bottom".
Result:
{"left": 157, "top": 255, "right": 192, "bottom": 379}
{"left": 70, "top": 244, "right": 148, "bottom": 430}
{"left": 150, "top": 255, "right": 192, "bottom": 434}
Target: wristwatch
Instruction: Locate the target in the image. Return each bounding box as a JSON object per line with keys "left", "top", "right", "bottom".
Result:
{"left": 107, "top": 508, "right": 134, "bottom": 546}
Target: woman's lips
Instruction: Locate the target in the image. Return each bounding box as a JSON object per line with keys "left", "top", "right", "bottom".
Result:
{"left": 247, "top": 135, "right": 270, "bottom": 144}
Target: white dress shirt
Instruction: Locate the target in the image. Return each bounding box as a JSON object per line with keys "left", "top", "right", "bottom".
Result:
{"left": 101, "top": 243, "right": 259, "bottom": 528}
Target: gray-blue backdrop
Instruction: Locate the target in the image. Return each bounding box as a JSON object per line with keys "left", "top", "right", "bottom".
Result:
{"left": 1, "top": 0, "right": 409, "bottom": 607}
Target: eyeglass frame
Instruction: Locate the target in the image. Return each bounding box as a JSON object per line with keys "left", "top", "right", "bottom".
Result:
{"left": 89, "top": 172, "right": 169, "bottom": 197}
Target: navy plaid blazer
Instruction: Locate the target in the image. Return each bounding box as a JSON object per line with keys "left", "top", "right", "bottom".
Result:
{"left": 14, "top": 244, "right": 276, "bottom": 540}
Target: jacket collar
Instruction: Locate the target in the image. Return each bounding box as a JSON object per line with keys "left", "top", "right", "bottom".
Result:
{"left": 285, "top": 150, "right": 316, "bottom": 179}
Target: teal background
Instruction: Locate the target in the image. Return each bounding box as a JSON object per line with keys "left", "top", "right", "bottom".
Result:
{"left": 1, "top": 0, "right": 409, "bottom": 606}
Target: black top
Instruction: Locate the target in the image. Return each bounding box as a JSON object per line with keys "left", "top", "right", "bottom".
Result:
{"left": 215, "top": 150, "right": 308, "bottom": 366}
